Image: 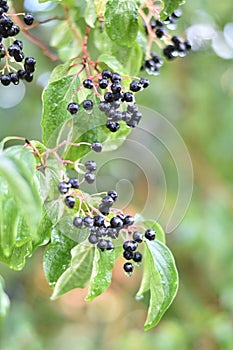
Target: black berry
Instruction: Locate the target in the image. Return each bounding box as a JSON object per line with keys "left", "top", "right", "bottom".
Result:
{"left": 83, "top": 216, "right": 94, "bottom": 227}
{"left": 64, "top": 195, "right": 76, "bottom": 208}
{"left": 73, "top": 216, "right": 83, "bottom": 228}
{"left": 83, "top": 79, "right": 93, "bottom": 89}
{"left": 145, "top": 228, "right": 156, "bottom": 240}
{"left": 133, "top": 251, "right": 143, "bottom": 263}
{"left": 110, "top": 216, "right": 123, "bottom": 229}
{"left": 23, "top": 13, "right": 34, "bottom": 26}
{"left": 123, "top": 250, "right": 133, "bottom": 260}
{"left": 85, "top": 172, "right": 95, "bottom": 184}
{"left": 85, "top": 160, "right": 97, "bottom": 171}
{"left": 98, "top": 79, "right": 108, "bottom": 89}
{"left": 58, "top": 181, "right": 70, "bottom": 194}
{"left": 107, "top": 190, "right": 118, "bottom": 201}
{"left": 123, "top": 215, "right": 134, "bottom": 227}
{"left": 91, "top": 142, "right": 102, "bottom": 152}
{"left": 88, "top": 234, "right": 99, "bottom": 244}
{"left": 132, "top": 231, "right": 143, "bottom": 243}
{"left": 94, "top": 215, "right": 105, "bottom": 227}
{"left": 123, "top": 262, "right": 134, "bottom": 273}
{"left": 67, "top": 102, "right": 79, "bottom": 114}
{"left": 123, "top": 240, "right": 138, "bottom": 252}
{"left": 69, "top": 178, "right": 79, "bottom": 189}
{"left": 130, "top": 80, "right": 141, "bottom": 92}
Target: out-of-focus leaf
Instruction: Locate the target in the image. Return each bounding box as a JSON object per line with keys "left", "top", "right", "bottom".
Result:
{"left": 0, "top": 276, "right": 10, "bottom": 319}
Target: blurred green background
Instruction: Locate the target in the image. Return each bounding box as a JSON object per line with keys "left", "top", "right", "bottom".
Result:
{"left": 1, "top": 0, "right": 233, "bottom": 349}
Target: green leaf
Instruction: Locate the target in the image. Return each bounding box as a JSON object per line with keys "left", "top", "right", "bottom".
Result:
{"left": 86, "top": 248, "right": 116, "bottom": 301}
{"left": 136, "top": 240, "right": 179, "bottom": 330}
{"left": 160, "top": 0, "right": 185, "bottom": 20}
{"left": 0, "top": 276, "right": 10, "bottom": 319}
{"left": 85, "top": 0, "right": 97, "bottom": 27}
{"left": 41, "top": 75, "right": 80, "bottom": 147}
{"left": 51, "top": 243, "right": 94, "bottom": 299}
{"left": 98, "top": 54, "right": 126, "bottom": 75}
{"left": 0, "top": 241, "right": 33, "bottom": 270}
{"left": 43, "top": 229, "right": 77, "bottom": 288}
{"left": 105, "top": 0, "right": 139, "bottom": 47}
{"left": 0, "top": 148, "right": 42, "bottom": 235}
{"left": 112, "top": 42, "right": 143, "bottom": 76}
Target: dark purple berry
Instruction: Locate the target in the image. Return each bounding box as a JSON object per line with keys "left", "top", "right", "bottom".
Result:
{"left": 10, "top": 72, "right": 19, "bottom": 85}
{"left": 104, "top": 92, "right": 114, "bottom": 102}
{"left": 98, "top": 78, "right": 108, "bottom": 89}
{"left": 132, "top": 231, "right": 143, "bottom": 243}
{"left": 88, "top": 234, "right": 99, "bottom": 244}
{"left": 67, "top": 102, "right": 79, "bottom": 114}
{"left": 133, "top": 251, "right": 143, "bottom": 263}
{"left": 110, "top": 216, "right": 123, "bottom": 229}
{"left": 123, "top": 250, "right": 133, "bottom": 260}
{"left": 23, "top": 13, "right": 34, "bottom": 26}
{"left": 0, "top": 74, "right": 10, "bottom": 86}
{"left": 123, "top": 215, "right": 134, "bottom": 227}
{"left": 83, "top": 79, "right": 93, "bottom": 89}
{"left": 130, "top": 80, "right": 141, "bottom": 92}
{"left": 123, "top": 92, "right": 134, "bottom": 103}
{"left": 58, "top": 181, "right": 70, "bottom": 194}
{"left": 123, "top": 240, "right": 138, "bottom": 252}
{"left": 97, "top": 239, "right": 108, "bottom": 251}
{"left": 94, "top": 215, "right": 105, "bottom": 227}
{"left": 83, "top": 99, "right": 93, "bottom": 110}
{"left": 106, "top": 121, "right": 120, "bottom": 132}
{"left": 85, "top": 172, "right": 95, "bottom": 184}
{"left": 64, "top": 195, "right": 76, "bottom": 208}
{"left": 107, "top": 190, "right": 118, "bottom": 201}
{"left": 111, "top": 82, "right": 121, "bottom": 93}
{"left": 123, "top": 262, "right": 134, "bottom": 273}
{"left": 98, "top": 203, "right": 110, "bottom": 216}
{"left": 73, "top": 216, "right": 83, "bottom": 228}
{"left": 139, "top": 77, "right": 150, "bottom": 88}
{"left": 91, "top": 142, "right": 102, "bottom": 152}
{"left": 111, "top": 73, "right": 121, "bottom": 82}
{"left": 69, "top": 178, "right": 79, "bottom": 189}
{"left": 85, "top": 160, "right": 97, "bottom": 171}
{"left": 24, "top": 73, "right": 33, "bottom": 82}
{"left": 102, "top": 69, "right": 112, "bottom": 79}
{"left": 106, "top": 240, "right": 114, "bottom": 250}
{"left": 145, "top": 228, "right": 156, "bottom": 240}
{"left": 102, "top": 195, "right": 114, "bottom": 207}
{"left": 83, "top": 216, "right": 94, "bottom": 227}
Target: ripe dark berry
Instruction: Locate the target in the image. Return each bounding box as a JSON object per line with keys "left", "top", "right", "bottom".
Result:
{"left": 88, "top": 234, "right": 99, "bottom": 244}
{"left": 99, "top": 101, "right": 111, "bottom": 112}
{"left": 163, "top": 45, "right": 176, "bottom": 59}
{"left": 107, "top": 190, "right": 118, "bottom": 201}
{"left": 111, "top": 73, "right": 121, "bottom": 82}
{"left": 133, "top": 251, "right": 143, "bottom": 263}
{"left": 85, "top": 172, "right": 95, "bottom": 184}
{"left": 139, "top": 77, "right": 150, "bottom": 88}
{"left": 123, "top": 215, "right": 134, "bottom": 227}
{"left": 13, "top": 40, "right": 23, "bottom": 50}
{"left": 145, "top": 228, "right": 156, "bottom": 240}
{"left": 123, "top": 250, "right": 133, "bottom": 260}
{"left": 8, "top": 24, "right": 20, "bottom": 36}
{"left": 98, "top": 79, "right": 109, "bottom": 89}
{"left": 73, "top": 216, "right": 83, "bottom": 228}
{"left": 67, "top": 102, "right": 79, "bottom": 114}
{"left": 123, "top": 92, "right": 134, "bottom": 103}
{"left": 130, "top": 80, "right": 141, "bottom": 92}
{"left": 83, "top": 99, "right": 93, "bottom": 110}
{"left": 133, "top": 231, "right": 143, "bottom": 243}
{"left": 102, "top": 69, "right": 112, "bottom": 79}
{"left": 85, "top": 160, "right": 97, "bottom": 171}
{"left": 64, "top": 195, "right": 76, "bottom": 208}
{"left": 58, "top": 181, "right": 70, "bottom": 194}
{"left": 110, "top": 216, "right": 123, "bottom": 229}
{"left": 23, "top": 13, "right": 34, "bottom": 26}
{"left": 156, "top": 27, "right": 165, "bottom": 38}
{"left": 123, "top": 262, "right": 134, "bottom": 273}
{"left": 83, "top": 79, "right": 93, "bottom": 89}
{"left": 117, "top": 213, "right": 126, "bottom": 221}
{"left": 97, "top": 239, "right": 108, "bottom": 251}
{"left": 106, "top": 227, "right": 118, "bottom": 238}
{"left": 111, "top": 82, "right": 121, "bottom": 93}
{"left": 17, "top": 70, "right": 25, "bottom": 80}
{"left": 106, "top": 240, "right": 114, "bottom": 250}
{"left": 10, "top": 72, "right": 19, "bottom": 85}
{"left": 123, "top": 240, "right": 138, "bottom": 252}
{"left": 83, "top": 216, "right": 94, "bottom": 227}
{"left": 94, "top": 215, "right": 105, "bottom": 227}
{"left": 98, "top": 203, "right": 110, "bottom": 216}
{"left": 69, "top": 178, "right": 79, "bottom": 189}
{"left": 172, "top": 8, "right": 182, "bottom": 18}
{"left": 91, "top": 142, "right": 102, "bottom": 152}
{"left": 24, "top": 57, "right": 36, "bottom": 73}
{"left": 0, "top": 74, "right": 10, "bottom": 86}
{"left": 151, "top": 52, "right": 163, "bottom": 66}
{"left": 24, "top": 73, "right": 33, "bottom": 82}
{"left": 184, "top": 40, "right": 192, "bottom": 51}
{"left": 106, "top": 121, "right": 120, "bottom": 132}
{"left": 102, "top": 195, "right": 114, "bottom": 207}
{"left": 104, "top": 92, "right": 114, "bottom": 102}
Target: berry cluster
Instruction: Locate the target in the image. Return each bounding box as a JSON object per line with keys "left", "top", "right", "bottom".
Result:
{"left": 123, "top": 228, "right": 156, "bottom": 275}
{"left": 143, "top": 9, "right": 191, "bottom": 75}
{"left": 0, "top": 2, "right": 36, "bottom": 85}
{"left": 67, "top": 69, "right": 149, "bottom": 132}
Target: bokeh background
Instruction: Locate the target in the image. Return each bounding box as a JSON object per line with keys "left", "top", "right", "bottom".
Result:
{"left": 1, "top": 0, "right": 233, "bottom": 349}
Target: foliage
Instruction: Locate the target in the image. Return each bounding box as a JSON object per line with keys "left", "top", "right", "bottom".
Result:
{"left": 0, "top": 0, "right": 193, "bottom": 330}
